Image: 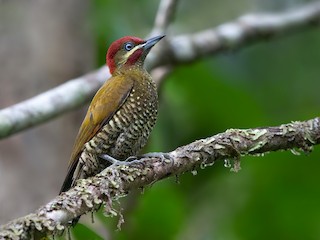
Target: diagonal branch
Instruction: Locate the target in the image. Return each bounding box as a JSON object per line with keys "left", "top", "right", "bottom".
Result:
{"left": 150, "top": 2, "right": 320, "bottom": 67}
{"left": 1, "top": 117, "right": 319, "bottom": 239}
{"left": 1, "top": 2, "right": 320, "bottom": 139}
{"left": 150, "top": 0, "right": 179, "bottom": 36}
{"left": 0, "top": 67, "right": 110, "bottom": 139}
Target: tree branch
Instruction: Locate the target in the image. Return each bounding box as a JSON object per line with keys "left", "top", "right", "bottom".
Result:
{"left": 0, "top": 117, "right": 319, "bottom": 239}
{"left": 0, "top": 67, "right": 110, "bottom": 139}
{"left": 150, "top": 0, "right": 179, "bottom": 36}
{"left": 1, "top": 2, "right": 320, "bottom": 139}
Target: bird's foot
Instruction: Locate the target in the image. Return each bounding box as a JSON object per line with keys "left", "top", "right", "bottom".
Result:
{"left": 100, "top": 154, "right": 125, "bottom": 166}
{"left": 100, "top": 152, "right": 173, "bottom": 167}
{"left": 137, "top": 152, "right": 173, "bottom": 163}
{"left": 125, "top": 156, "right": 139, "bottom": 162}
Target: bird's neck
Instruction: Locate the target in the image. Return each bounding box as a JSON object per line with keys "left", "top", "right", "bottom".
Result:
{"left": 113, "top": 65, "right": 148, "bottom": 76}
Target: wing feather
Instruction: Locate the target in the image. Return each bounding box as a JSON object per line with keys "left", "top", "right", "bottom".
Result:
{"left": 60, "top": 75, "right": 134, "bottom": 192}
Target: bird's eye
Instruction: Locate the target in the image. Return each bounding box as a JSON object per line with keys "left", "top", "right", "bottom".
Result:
{"left": 124, "top": 42, "right": 134, "bottom": 51}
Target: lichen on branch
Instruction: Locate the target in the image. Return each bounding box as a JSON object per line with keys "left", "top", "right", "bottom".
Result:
{"left": 0, "top": 117, "right": 319, "bottom": 240}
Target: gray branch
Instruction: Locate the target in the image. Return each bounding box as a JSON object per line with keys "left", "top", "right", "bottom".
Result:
{"left": 0, "top": 117, "right": 319, "bottom": 239}
{"left": 0, "top": 67, "right": 110, "bottom": 138}
{"left": 1, "top": 2, "right": 320, "bottom": 139}
{"left": 150, "top": 0, "right": 179, "bottom": 36}
{"left": 160, "top": 2, "right": 320, "bottom": 65}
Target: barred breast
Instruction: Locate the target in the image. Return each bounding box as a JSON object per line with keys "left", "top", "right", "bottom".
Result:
{"left": 77, "top": 72, "right": 158, "bottom": 178}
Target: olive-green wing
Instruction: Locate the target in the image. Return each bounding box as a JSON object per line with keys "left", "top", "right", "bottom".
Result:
{"left": 60, "top": 75, "right": 134, "bottom": 193}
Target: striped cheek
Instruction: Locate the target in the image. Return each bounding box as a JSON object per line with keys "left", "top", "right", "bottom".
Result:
{"left": 125, "top": 48, "right": 143, "bottom": 66}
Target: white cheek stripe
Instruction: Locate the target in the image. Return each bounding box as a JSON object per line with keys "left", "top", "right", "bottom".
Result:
{"left": 120, "top": 44, "right": 144, "bottom": 65}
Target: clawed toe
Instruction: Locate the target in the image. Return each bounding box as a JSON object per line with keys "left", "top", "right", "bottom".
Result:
{"left": 140, "top": 152, "right": 172, "bottom": 163}
{"left": 100, "top": 152, "right": 172, "bottom": 167}
{"left": 125, "top": 156, "right": 138, "bottom": 162}
{"left": 100, "top": 154, "right": 124, "bottom": 166}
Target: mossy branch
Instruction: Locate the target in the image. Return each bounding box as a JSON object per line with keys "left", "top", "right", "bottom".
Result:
{"left": 0, "top": 117, "right": 319, "bottom": 240}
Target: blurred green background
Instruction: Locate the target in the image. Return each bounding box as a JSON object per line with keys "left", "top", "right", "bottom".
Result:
{"left": 83, "top": 0, "right": 320, "bottom": 239}
{"left": 1, "top": 0, "right": 320, "bottom": 239}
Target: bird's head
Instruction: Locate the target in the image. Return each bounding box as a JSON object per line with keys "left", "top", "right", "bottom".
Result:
{"left": 106, "top": 35, "right": 165, "bottom": 75}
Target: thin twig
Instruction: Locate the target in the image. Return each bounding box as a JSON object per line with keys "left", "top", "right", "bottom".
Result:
{"left": 151, "top": 0, "right": 179, "bottom": 36}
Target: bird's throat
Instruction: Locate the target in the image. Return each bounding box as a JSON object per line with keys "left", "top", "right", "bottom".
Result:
{"left": 125, "top": 48, "right": 144, "bottom": 67}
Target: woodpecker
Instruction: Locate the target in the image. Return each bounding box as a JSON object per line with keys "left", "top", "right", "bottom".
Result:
{"left": 60, "top": 35, "right": 164, "bottom": 193}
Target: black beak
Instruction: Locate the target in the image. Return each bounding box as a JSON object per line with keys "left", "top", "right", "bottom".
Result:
{"left": 143, "top": 35, "right": 165, "bottom": 50}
